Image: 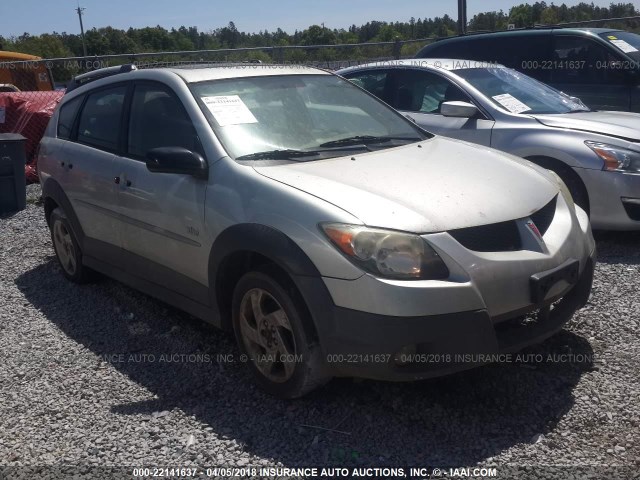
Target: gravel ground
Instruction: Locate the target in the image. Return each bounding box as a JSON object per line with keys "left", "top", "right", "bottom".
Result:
{"left": 0, "top": 185, "right": 639, "bottom": 479}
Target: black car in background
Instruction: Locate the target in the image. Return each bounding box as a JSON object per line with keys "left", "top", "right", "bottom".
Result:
{"left": 415, "top": 28, "right": 640, "bottom": 112}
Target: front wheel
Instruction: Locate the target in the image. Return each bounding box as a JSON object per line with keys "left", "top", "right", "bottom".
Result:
{"left": 232, "top": 270, "right": 330, "bottom": 398}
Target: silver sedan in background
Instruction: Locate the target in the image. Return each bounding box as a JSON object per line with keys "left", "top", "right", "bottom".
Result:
{"left": 338, "top": 60, "right": 640, "bottom": 230}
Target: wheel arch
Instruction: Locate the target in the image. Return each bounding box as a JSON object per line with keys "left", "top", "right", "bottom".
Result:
{"left": 41, "top": 178, "right": 86, "bottom": 247}
{"left": 208, "top": 224, "right": 324, "bottom": 337}
{"left": 525, "top": 155, "right": 591, "bottom": 214}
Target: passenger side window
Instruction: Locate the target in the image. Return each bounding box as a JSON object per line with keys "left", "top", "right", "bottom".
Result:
{"left": 393, "top": 70, "right": 470, "bottom": 114}
{"left": 553, "top": 36, "right": 627, "bottom": 84}
{"left": 128, "top": 84, "right": 201, "bottom": 158}
{"left": 57, "top": 95, "right": 84, "bottom": 140}
{"left": 77, "top": 86, "right": 127, "bottom": 151}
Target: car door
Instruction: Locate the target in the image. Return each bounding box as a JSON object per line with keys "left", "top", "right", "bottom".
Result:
{"left": 390, "top": 69, "right": 494, "bottom": 146}
{"left": 62, "top": 85, "right": 127, "bottom": 252}
{"left": 550, "top": 34, "right": 631, "bottom": 111}
{"left": 112, "top": 81, "right": 209, "bottom": 298}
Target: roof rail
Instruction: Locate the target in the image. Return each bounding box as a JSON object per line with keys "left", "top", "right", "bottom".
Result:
{"left": 66, "top": 64, "right": 137, "bottom": 93}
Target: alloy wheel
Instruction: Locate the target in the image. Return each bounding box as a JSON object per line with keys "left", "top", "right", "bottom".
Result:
{"left": 238, "top": 288, "right": 297, "bottom": 383}
{"left": 52, "top": 219, "right": 77, "bottom": 276}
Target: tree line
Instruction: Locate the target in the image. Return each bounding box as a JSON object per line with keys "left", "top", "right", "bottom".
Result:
{"left": 1, "top": 1, "right": 638, "bottom": 80}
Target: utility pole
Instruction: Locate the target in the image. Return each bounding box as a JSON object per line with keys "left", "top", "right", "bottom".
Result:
{"left": 457, "top": 0, "right": 467, "bottom": 35}
{"left": 76, "top": 5, "right": 88, "bottom": 57}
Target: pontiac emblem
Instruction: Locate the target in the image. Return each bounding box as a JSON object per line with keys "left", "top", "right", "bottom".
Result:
{"left": 526, "top": 220, "right": 542, "bottom": 239}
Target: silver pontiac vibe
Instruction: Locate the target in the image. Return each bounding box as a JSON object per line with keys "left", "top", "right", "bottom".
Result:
{"left": 338, "top": 59, "right": 640, "bottom": 230}
{"left": 38, "top": 65, "right": 595, "bottom": 398}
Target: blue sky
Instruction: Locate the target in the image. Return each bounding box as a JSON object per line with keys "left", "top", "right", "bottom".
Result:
{"left": 0, "top": 0, "right": 620, "bottom": 37}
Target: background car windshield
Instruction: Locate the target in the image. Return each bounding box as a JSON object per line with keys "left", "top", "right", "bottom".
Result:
{"left": 599, "top": 31, "right": 640, "bottom": 61}
{"left": 455, "top": 67, "right": 588, "bottom": 114}
{"left": 191, "top": 74, "right": 426, "bottom": 159}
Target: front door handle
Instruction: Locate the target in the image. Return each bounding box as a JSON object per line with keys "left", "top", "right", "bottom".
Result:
{"left": 125, "top": 180, "right": 132, "bottom": 187}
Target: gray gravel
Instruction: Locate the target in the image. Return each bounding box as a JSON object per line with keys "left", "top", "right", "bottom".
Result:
{"left": 1, "top": 185, "right": 639, "bottom": 478}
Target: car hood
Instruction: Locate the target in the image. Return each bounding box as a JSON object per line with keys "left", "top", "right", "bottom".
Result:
{"left": 254, "top": 137, "right": 559, "bottom": 233}
{"left": 532, "top": 111, "right": 640, "bottom": 141}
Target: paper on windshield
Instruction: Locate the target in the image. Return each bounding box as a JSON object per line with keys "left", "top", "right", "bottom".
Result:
{"left": 202, "top": 95, "right": 258, "bottom": 127}
{"left": 610, "top": 39, "right": 638, "bottom": 53}
{"left": 492, "top": 93, "right": 531, "bottom": 114}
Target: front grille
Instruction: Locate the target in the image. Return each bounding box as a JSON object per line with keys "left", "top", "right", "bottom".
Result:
{"left": 449, "top": 220, "right": 521, "bottom": 252}
{"left": 448, "top": 196, "right": 558, "bottom": 253}
{"left": 530, "top": 195, "right": 557, "bottom": 236}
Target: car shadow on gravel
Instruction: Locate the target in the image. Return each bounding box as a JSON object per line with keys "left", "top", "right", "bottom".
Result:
{"left": 17, "top": 259, "right": 595, "bottom": 467}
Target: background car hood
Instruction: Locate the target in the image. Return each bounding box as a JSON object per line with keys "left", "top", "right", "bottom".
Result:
{"left": 254, "top": 137, "right": 558, "bottom": 233}
{"left": 532, "top": 111, "right": 640, "bottom": 141}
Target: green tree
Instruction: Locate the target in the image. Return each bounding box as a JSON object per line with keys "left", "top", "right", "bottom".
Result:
{"left": 508, "top": 4, "right": 534, "bottom": 27}
{"left": 301, "top": 25, "right": 336, "bottom": 45}
{"left": 540, "top": 7, "right": 559, "bottom": 25}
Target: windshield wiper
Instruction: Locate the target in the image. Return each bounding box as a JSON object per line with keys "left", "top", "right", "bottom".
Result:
{"left": 319, "top": 135, "right": 422, "bottom": 148}
{"left": 235, "top": 149, "right": 321, "bottom": 161}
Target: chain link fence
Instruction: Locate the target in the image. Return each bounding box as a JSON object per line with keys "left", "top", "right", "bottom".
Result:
{"left": 1, "top": 37, "right": 433, "bottom": 87}
{"left": 0, "top": 37, "right": 436, "bottom": 184}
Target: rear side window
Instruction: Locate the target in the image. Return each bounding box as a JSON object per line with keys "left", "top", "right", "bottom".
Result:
{"left": 421, "top": 35, "right": 553, "bottom": 82}
{"left": 346, "top": 70, "right": 390, "bottom": 102}
{"left": 422, "top": 40, "right": 469, "bottom": 59}
{"left": 127, "top": 84, "right": 201, "bottom": 158}
{"left": 393, "top": 69, "right": 470, "bottom": 113}
{"left": 77, "top": 86, "right": 127, "bottom": 152}
{"left": 57, "top": 95, "right": 83, "bottom": 140}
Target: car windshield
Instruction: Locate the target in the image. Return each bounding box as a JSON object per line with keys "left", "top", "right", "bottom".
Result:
{"left": 190, "top": 74, "right": 429, "bottom": 161}
{"left": 599, "top": 31, "right": 640, "bottom": 61}
{"left": 455, "top": 67, "right": 589, "bottom": 115}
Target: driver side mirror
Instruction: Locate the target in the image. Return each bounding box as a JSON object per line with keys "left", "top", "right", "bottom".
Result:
{"left": 441, "top": 101, "right": 479, "bottom": 118}
{"left": 146, "top": 147, "right": 208, "bottom": 180}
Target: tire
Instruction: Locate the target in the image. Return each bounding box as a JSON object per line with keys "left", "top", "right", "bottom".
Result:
{"left": 49, "top": 208, "right": 94, "bottom": 284}
{"left": 556, "top": 168, "right": 589, "bottom": 213}
{"left": 232, "top": 269, "right": 330, "bottom": 398}
{"left": 527, "top": 157, "right": 590, "bottom": 214}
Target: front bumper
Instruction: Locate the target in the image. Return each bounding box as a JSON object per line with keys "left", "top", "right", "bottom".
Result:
{"left": 299, "top": 253, "right": 594, "bottom": 381}
{"left": 295, "top": 192, "right": 596, "bottom": 381}
{"left": 576, "top": 167, "right": 640, "bottom": 230}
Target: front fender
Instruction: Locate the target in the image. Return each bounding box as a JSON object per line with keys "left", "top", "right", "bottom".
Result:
{"left": 493, "top": 128, "right": 602, "bottom": 170}
{"left": 208, "top": 223, "right": 321, "bottom": 280}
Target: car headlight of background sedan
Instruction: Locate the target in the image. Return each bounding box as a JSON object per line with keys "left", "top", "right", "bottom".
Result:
{"left": 586, "top": 141, "right": 640, "bottom": 173}
{"left": 321, "top": 223, "right": 449, "bottom": 280}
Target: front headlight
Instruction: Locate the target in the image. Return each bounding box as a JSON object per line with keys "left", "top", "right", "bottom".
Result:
{"left": 320, "top": 223, "right": 449, "bottom": 280}
{"left": 548, "top": 170, "right": 575, "bottom": 210}
{"left": 585, "top": 141, "right": 640, "bottom": 173}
